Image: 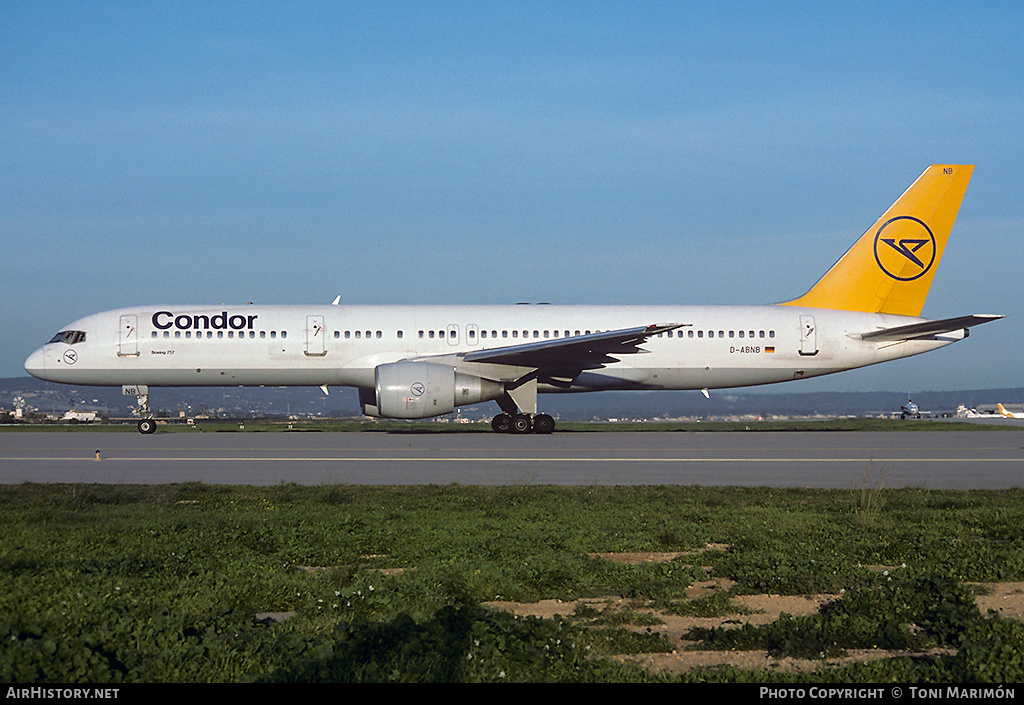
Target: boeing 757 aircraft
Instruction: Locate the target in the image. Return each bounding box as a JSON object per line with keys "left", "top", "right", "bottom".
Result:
{"left": 25, "top": 165, "right": 1002, "bottom": 434}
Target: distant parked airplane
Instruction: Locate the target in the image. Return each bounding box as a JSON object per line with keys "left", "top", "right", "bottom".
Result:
{"left": 25, "top": 165, "right": 1002, "bottom": 434}
{"left": 997, "top": 404, "right": 1024, "bottom": 419}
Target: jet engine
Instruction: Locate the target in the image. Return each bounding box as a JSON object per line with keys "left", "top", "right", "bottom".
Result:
{"left": 360, "top": 361, "right": 503, "bottom": 419}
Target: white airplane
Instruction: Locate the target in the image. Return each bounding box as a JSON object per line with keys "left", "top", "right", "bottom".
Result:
{"left": 997, "top": 404, "right": 1024, "bottom": 419}
{"left": 900, "top": 399, "right": 922, "bottom": 419}
{"left": 25, "top": 165, "right": 1003, "bottom": 434}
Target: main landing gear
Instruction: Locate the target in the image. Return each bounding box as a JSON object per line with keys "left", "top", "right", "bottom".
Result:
{"left": 490, "top": 379, "right": 554, "bottom": 434}
{"left": 491, "top": 412, "right": 555, "bottom": 435}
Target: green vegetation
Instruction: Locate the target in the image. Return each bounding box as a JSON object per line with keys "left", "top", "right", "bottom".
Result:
{"left": 2, "top": 482, "right": 1024, "bottom": 682}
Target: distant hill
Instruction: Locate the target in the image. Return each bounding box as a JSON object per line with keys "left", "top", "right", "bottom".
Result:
{"left": 4, "top": 376, "right": 1021, "bottom": 421}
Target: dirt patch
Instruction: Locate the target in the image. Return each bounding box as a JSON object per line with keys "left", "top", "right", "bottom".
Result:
{"left": 972, "top": 581, "right": 1024, "bottom": 620}
{"left": 484, "top": 552, "right": 1024, "bottom": 675}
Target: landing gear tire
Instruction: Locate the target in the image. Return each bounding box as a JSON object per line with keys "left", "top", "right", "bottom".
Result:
{"left": 511, "top": 414, "right": 533, "bottom": 434}
{"left": 137, "top": 418, "right": 156, "bottom": 435}
{"left": 532, "top": 413, "right": 555, "bottom": 435}
{"left": 491, "top": 413, "right": 513, "bottom": 433}
{"left": 492, "top": 412, "right": 556, "bottom": 434}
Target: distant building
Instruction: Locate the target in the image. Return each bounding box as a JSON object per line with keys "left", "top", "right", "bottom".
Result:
{"left": 63, "top": 410, "right": 98, "bottom": 422}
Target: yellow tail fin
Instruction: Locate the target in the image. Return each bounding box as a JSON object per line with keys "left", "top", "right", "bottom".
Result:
{"left": 783, "top": 165, "right": 974, "bottom": 316}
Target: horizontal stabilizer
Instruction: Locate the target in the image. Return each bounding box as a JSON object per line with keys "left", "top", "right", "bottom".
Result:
{"left": 857, "top": 314, "right": 1003, "bottom": 341}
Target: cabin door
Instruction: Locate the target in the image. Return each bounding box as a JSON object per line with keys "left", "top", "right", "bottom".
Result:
{"left": 305, "top": 315, "right": 326, "bottom": 356}
{"left": 118, "top": 315, "right": 139, "bottom": 357}
{"left": 799, "top": 315, "right": 818, "bottom": 356}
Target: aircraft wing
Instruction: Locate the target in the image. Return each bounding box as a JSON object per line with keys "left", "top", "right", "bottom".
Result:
{"left": 857, "top": 314, "right": 1004, "bottom": 342}
{"left": 461, "top": 323, "right": 684, "bottom": 371}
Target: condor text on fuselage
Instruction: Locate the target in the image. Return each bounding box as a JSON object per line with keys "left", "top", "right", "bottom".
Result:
{"left": 152, "top": 311, "right": 259, "bottom": 333}
{"left": 25, "top": 165, "right": 1003, "bottom": 434}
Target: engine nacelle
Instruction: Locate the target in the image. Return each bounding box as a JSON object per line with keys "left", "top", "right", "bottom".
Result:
{"left": 360, "top": 361, "right": 503, "bottom": 419}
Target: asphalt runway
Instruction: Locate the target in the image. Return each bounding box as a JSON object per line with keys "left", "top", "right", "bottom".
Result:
{"left": 1, "top": 428, "right": 1022, "bottom": 489}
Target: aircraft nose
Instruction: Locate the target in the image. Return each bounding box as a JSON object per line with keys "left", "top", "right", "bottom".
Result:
{"left": 24, "top": 348, "right": 47, "bottom": 380}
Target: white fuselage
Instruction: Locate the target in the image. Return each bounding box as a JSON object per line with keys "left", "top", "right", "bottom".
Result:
{"left": 24, "top": 303, "right": 961, "bottom": 394}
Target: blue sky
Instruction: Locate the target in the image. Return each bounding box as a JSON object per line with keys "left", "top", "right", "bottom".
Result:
{"left": 3, "top": 2, "right": 1022, "bottom": 393}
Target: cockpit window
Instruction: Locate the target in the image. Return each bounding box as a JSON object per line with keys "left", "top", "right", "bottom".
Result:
{"left": 48, "top": 330, "right": 86, "bottom": 345}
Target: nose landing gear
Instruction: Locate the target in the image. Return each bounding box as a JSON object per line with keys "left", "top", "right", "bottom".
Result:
{"left": 126, "top": 385, "right": 156, "bottom": 434}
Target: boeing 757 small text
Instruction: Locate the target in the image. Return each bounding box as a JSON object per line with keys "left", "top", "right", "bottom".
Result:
{"left": 25, "top": 165, "right": 1002, "bottom": 434}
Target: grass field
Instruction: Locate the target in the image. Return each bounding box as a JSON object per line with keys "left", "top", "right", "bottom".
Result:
{"left": 2, "top": 479, "right": 1024, "bottom": 682}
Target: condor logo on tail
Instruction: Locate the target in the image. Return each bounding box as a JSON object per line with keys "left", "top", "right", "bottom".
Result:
{"left": 873, "top": 216, "right": 936, "bottom": 281}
